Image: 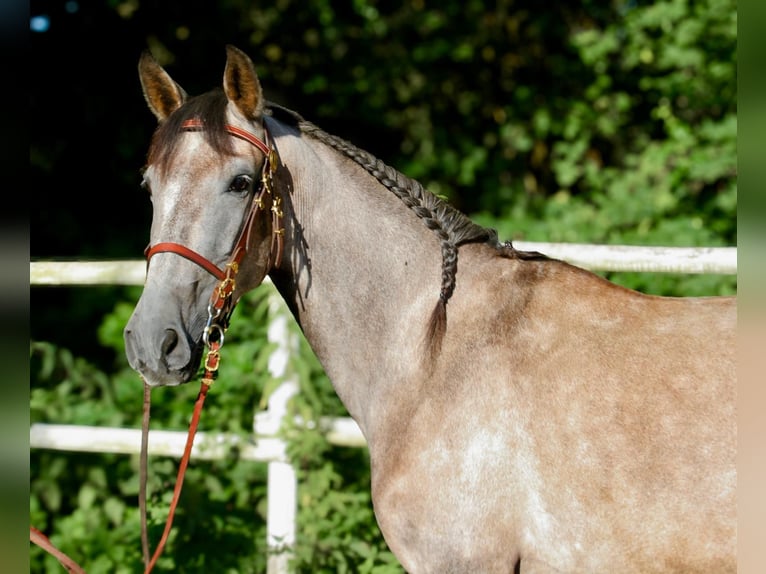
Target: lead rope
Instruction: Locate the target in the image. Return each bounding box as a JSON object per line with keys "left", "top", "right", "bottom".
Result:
{"left": 139, "top": 382, "right": 151, "bottom": 567}
{"left": 29, "top": 527, "right": 86, "bottom": 574}
{"left": 138, "top": 120, "right": 280, "bottom": 572}
{"left": 30, "top": 331, "right": 223, "bottom": 574}
{"left": 140, "top": 332, "right": 222, "bottom": 574}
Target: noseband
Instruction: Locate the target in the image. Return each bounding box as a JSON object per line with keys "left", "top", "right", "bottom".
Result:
{"left": 144, "top": 118, "right": 284, "bottom": 341}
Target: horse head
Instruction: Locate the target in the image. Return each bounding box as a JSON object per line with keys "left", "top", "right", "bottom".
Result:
{"left": 124, "top": 46, "right": 281, "bottom": 387}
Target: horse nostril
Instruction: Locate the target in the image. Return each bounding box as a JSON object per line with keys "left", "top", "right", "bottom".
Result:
{"left": 158, "top": 327, "right": 193, "bottom": 373}
{"left": 161, "top": 329, "right": 179, "bottom": 357}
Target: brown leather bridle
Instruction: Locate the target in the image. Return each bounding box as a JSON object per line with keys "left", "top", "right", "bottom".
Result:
{"left": 145, "top": 118, "right": 284, "bottom": 342}
{"left": 139, "top": 118, "right": 284, "bottom": 572}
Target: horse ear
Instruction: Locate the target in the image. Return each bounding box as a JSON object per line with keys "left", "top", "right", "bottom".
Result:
{"left": 223, "top": 45, "right": 264, "bottom": 120}
{"left": 138, "top": 50, "right": 188, "bottom": 122}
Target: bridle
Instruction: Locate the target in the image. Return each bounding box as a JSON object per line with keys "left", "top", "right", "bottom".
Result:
{"left": 145, "top": 117, "right": 284, "bottom": 340}
{"left": 29, "top": 118, "right": 285, "bottom": 574}
{"left": 137, "top": 118, "right": 284, "bottom": 572}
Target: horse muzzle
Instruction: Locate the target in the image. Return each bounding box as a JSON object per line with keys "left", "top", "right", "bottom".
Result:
{"left": 124, "top": 307, "right": 204, "bottom": 387}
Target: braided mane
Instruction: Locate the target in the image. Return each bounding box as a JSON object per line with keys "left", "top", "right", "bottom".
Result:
{"left": 266, "top": 102, "right": 518, "bottom": 354}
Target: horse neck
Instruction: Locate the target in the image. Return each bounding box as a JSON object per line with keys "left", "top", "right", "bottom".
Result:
{"left": 265, "top": 121, "right": 444, "bottom": 435}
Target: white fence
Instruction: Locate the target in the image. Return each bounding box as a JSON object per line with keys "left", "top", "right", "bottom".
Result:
{"left": 29, "top": 243, "right": 736, "bottom": 573}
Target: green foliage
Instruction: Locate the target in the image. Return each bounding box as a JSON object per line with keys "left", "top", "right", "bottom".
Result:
{"left": 469, "top": 0, "right": 737, "bottom": 296}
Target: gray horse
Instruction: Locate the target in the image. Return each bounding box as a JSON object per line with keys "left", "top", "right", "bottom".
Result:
{"left": 125, "top": 45, "right": 736, "bottom": 573}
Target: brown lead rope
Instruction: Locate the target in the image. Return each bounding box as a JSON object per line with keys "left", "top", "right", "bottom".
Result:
{"left": 140, "top": 341, "right": 220, "bottom": 574}
{"left": 139, "top": 382, "right": 152, "bottom": 568}
{"left": 138, "top": 119, "right": 279, "bottom": 573}
{"left": 30, "top": 338, "right": 221, "bottom": 574}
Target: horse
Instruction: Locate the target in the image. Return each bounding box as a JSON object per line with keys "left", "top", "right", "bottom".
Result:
{"left": 124, "top": 45, "right": 736, "bottom": 573}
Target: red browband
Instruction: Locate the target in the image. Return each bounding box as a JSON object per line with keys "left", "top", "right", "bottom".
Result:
{"left": 180, "top": 118, "right": 271, "bottom": 155}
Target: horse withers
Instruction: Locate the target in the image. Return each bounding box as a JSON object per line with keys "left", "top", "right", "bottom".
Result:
{"left": 124, "top": 45, "right": 736, "bottom": 573}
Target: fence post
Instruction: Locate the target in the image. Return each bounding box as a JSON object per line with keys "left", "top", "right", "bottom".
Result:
{"left": 256, "top": 291, "right": 299, "bottom": 574}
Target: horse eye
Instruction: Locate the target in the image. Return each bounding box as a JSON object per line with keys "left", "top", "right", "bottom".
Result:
{"left": 228, "top": 175, "right": 253, "bottom": 194}
{"left": 140, "top": 178, "right": 151, "bottom": 195}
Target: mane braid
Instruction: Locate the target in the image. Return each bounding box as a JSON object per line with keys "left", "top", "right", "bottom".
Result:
{"left": 295, "top": 120, "right": 497, "bottom": 303}
{"left": 291, "top": 116, "right": 506, "bottom": 355}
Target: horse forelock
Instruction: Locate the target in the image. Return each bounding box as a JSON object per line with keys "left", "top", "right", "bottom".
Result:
{"left": 146, "top": 89, "right": 236, "bottom": 176}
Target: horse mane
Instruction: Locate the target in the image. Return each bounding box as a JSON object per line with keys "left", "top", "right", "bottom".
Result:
{"left": 266, "top": 102, "right": 548, "bottom": 354}
{"left": 147, "top": 91, "right": 547, "bottom": 354}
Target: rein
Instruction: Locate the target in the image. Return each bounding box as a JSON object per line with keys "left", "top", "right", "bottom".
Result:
{"left": 139, "top": 342, "right": 219, "bottom": 572}
{"left": 30, "top": 119, "right": 282, "bottom": 573}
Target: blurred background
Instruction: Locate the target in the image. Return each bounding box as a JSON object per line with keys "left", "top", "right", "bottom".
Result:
{"left": 29, "top": 1, "right": 738, "bottom": 572}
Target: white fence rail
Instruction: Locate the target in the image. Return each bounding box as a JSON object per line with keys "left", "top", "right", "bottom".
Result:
{"left": 29, "top": 244, "right": 736, "bottom": 573}
{"left": 29, "top": 244, "right": 737, "bottom": 286}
